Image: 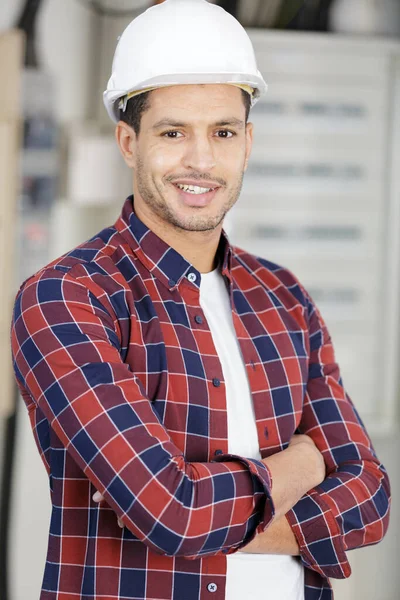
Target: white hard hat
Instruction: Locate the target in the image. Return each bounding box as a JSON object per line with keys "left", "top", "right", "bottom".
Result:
{"left": 103, "top": 0, "right": 267, "bottom": 124}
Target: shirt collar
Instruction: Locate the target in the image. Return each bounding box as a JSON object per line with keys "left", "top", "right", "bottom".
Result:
{"left": 114, "top": 196, "right": 233, "bottom": 290}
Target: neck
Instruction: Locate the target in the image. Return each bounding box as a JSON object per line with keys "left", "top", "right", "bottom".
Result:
{"left": 133, "top": 199, "right": 222, "bottom": 274}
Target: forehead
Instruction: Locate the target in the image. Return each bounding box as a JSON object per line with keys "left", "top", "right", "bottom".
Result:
{"left": 145, "top": 84, "right": 245, "bottom": 119}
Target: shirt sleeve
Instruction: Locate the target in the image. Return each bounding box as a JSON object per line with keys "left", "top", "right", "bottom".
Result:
{"left": 285, "top": 288, "right": 391, "bottom": 579}
{"left": 11, "top": 267, "right": 274, "bottom": 559}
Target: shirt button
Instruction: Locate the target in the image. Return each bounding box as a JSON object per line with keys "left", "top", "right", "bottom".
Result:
{"left": 212, "top": 378, "right": 220, "bottom": 387}
{"left": 188, "top": 272, "right": 197, "bottom": 283}
{"left": 207, "top": 583, "right": 218, "bottom": 593}
{"left": 214, "top": 449, "right": 223, "bottom": 456}
{"left": 194, "top": 315, "right": 203, "bottom": 324}
{"left": 168, "top": 279, "right": 176, "bottom": 287}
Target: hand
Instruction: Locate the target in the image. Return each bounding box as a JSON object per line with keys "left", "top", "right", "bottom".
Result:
{"left": 238, "top": 515, "right": 300, "bottom": 555}
{"left": 288, "top": 434, "right": 326, "bottom": 489}
{"left": 261, "top": 433, "right": 326, "bottom": 520}
{"left": 93, "top": 491, "right": 124, "bottom": 528}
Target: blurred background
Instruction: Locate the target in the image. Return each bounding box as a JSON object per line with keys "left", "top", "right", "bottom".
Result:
{"left": 1, "top": 1, "right": 400, "bottom": 599}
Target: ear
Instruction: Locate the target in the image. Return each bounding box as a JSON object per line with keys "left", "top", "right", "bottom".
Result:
{"left": 115, "top": 121, "right": 137, "bottom": 168}
{"left": 244, "top": 121, "right": 254, "bottom": 172}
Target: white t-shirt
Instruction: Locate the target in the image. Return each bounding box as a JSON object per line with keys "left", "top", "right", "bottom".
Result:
{"left": 199, "top": 267, "right": 304, "bottom": 600}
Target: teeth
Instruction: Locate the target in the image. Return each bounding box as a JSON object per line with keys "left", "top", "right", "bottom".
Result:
{"left": 176, "top": 183, "right": 213, "bottom": 194}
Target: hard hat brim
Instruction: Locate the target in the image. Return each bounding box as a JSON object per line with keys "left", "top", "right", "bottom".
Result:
{"left": 104, "top": 73, "right": 268, "bottom": 124}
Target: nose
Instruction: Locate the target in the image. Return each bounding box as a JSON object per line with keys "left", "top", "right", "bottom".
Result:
{"left": 182, "top": 133, "right": 216, "bottom": 172}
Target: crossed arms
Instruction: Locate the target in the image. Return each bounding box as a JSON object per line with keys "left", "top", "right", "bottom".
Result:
{"left": 11, "top": 267, "right": 391, "bottom": 579}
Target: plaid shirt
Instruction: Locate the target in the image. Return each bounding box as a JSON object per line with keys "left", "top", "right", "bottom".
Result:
{"left": 11, "top": 196, "right": 390, "bottom": 600}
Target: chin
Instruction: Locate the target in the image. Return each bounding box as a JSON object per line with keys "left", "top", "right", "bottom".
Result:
{"left": 170, "top": 211, "right": 225, "bottom": 233}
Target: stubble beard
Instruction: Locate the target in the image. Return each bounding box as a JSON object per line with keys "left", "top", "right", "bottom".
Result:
{"left": 134, "top": 155, "right": 244, "bottom": 233}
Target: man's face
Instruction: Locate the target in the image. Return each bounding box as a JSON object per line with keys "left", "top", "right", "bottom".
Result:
{"left": 120, "top": 84, "right": 253, "bottom": 234}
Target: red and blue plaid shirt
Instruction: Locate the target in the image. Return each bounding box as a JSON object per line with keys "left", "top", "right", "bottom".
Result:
{"left": 11, "top": 196, "right": 390, "bottom": 599}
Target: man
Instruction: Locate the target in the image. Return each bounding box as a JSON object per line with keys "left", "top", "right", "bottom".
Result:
{"left": 11, "top": 1, "right": 390, "bottom": 599}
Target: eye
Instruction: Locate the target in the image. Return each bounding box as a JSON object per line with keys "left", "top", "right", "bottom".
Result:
{"left": 162, "top": 130, "right": 183, "bottom": 139}
{"left": 216, "top": 130, "right": 235, "bottom": 138}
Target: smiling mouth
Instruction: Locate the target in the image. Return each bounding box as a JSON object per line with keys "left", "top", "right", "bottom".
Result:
{"left": 171, "top": 182, "right": 220, "bottom": 207}
{"left": 174, "top": 183, "right": 217, "bottom": 195}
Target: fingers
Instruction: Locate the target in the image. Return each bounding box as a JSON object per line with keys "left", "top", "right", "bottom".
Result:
{"left": 92, "top": 491, "right": 124, "bottom": 528}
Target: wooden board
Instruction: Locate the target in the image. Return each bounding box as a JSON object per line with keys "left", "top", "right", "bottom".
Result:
{"left": 0, "top": 30, "right": 24, "bottom": 418}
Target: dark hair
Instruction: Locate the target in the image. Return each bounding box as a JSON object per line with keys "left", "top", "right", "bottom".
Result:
{"left": 119, "top": 87, "right": 252, "bottom": 135}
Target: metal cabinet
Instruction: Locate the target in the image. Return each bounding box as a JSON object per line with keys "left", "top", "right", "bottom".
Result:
{"left": 228, "top": 31, "right": 400, "bottom": 433}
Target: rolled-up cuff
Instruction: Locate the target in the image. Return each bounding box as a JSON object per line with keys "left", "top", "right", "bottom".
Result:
{"left": 286, "top": 488, "right": 351, "bottom": 579}
{"left": 212, "top": 453, "right": 275, "bottom": 553}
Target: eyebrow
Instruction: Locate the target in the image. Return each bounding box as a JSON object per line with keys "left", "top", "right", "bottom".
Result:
{"left": 151, "top": 117, "right": 245, "bottom": 130}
